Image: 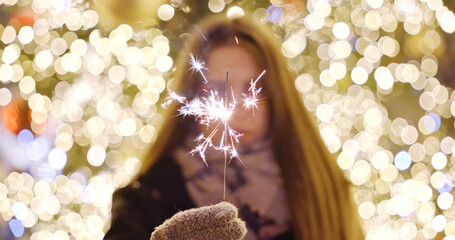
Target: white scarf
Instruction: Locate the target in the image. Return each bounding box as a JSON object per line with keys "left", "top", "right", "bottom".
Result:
{"left": 174, "top": 137, "right": 291, "bottom": 240}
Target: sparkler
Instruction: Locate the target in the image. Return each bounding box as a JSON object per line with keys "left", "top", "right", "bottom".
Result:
{"left": 163, "top": 53, "right": 266, "bottom": 199}
{"left": 242, "top": 70, "right": 265, "bottom": 112}
{"left": 189, "top": 53, "right": 209, "bottom": 83}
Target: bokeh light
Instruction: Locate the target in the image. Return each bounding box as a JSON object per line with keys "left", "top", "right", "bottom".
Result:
{"left": 266, "top": 5, "right": 283, "bottom": 23}
{"left": 0, "top": 0, "right": 454, "bottom": 239}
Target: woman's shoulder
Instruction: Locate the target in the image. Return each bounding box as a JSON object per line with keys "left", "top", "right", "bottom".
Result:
{"left": 137, "top": 155, "right": 183, "bottom": 188}
{"left": 116, "top": 155, "right": 184, "bottom": 197}
{"left": 105, "top": 156, "right": 194, "bottom": 239}
{"left": 113, "top": 154, "right": 194, "bottom": 209}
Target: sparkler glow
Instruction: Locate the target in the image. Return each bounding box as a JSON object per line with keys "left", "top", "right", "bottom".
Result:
{"left": 163, "top": 53, "right": 265, "bottom": 198}
{"left": 189, "top": 53, "right": 209, "bottom": 83}
{"left": 161, "top": 91, "right": 186, "bottom": 109}
{"left": 242, "top": 70, "right": 265, "bottom": 111}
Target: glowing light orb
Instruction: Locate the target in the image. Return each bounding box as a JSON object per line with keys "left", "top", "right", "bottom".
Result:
{"left": 266, "top": 5, "right": 283, "bottom": 23}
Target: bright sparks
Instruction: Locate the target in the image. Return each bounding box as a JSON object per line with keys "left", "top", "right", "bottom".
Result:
{"left": 189, "top": 53, "right": 209, "bottom": 83}
{"left": 161, "top": 91, "right": 186, "bottom": 108}
{"left": 163, "top": 53, "right": 266, "bottom": 166}
{"left": 243, "top": 70, "right": 265, "bottom": 111}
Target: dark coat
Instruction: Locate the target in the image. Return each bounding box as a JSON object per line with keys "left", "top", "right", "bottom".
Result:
{"left": 103, "top": 156, "right": 293, "bottom": 240}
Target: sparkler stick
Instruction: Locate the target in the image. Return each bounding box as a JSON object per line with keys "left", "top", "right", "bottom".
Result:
{"left": 223, "top": 71, "right": 229, "bottom": 200}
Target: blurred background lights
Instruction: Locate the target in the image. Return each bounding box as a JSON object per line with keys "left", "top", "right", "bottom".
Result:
{"left": 208, "top": 0, "right": 225, "bottom": 13}
{"left": 17, "top": 129, "right": 34, "bottom": 147}
{"left": 0, "top": 0, "right": 454, "bottom": 239}
{"left": 34, "top": 50, "right": 53, "bottom": 70}
{"left": 374, "top": 66, "right": 394, "bottom": 90}
{"left": 34, "top": 163, "right": 57, "bottom": 179}
{"left": 70, "top": 39, "right": 87, "bottom": 56}
{"left": 155, "top": 55, "right": 173, "bottom": 72}
{"left": 26, "top": 138, "right": 50, "bottom": 161}
{"left": 427, "top": 0, "right": 443, "bottom": 11}
{"left": 397, "top": 0, "right": 417, "bottom": 16}
{"left": 437, "top": 177, "right": 453, "bottom": 194}
{"left": 48, "top": 148, "right": 68, "bottom": 171}
{"left": 157, "top": 4, "right": 175, "bottom": 21}
{"left": 436, "top": 192, "right": 453, "bottom": 210}
{"left": 440, "top": 11, "right": 455, "bottom": 33}
{"left": 358, "top": 201, "right": 376, "bottom": 219}
{"left": 351, "top": 160, "right": 371, "bottom": 185}
{"left": 329, "top": 62, "right": 346, "bottom": 80}
{"left": 123, "top": 47, "right": 141, "bottom": 66}
{"left": 153, "top": 41, "right": 170, "bottom": 56}
{"left": 0, "top": 88, "right": 12, "bottom": 106}
{"left": 305, "top": 12, "right": 324, "bottom": 31}
{"left": 28, "top": 94, "right": 44, "bottom": 112}
{"left": 331, "top": 40, "right": 351, "bottom": 59}
{"left": 118, "top": 118, "right": 137, "bottom": 137}
{"left": 19, "top": 76, "right": 36, "bottom": 95}
{"left": 351, "top": 67, "right": 368, "bottom": 85}
{"left": 401, "top": 125, "right": 418, "bottom": 145}
{"left": 87, "top": 145, "right": 106, "bottom": 167}
{"left": 2, "top": 45, "right": 19, "bottom": 64}
{"left": 12, "top": 202, "right": 28, "bottom": 221}
{"left": 266, "top": 5, "right": 283, "bottom": 23}
{"left": 320, "top": 69, "right": 336, "bottom": 87}
{"left": 337, "top": 152, "right": 355, "bottom": 170}
{"left": 313, "top": 1, "right": 331, "bottom": 17}
{"left": 379, "top": 37, "right": 399, "bottom": 57}
{"left": 332, "top": 22, "right": 350, "bottom": 40}
{"left": 87, "top": 56, "right": 105, "bottom": 75}
{"left": 108, "top": 65, "right": 126, "bottom": 84}
{"left": 400, "top": 223, "right": 417, "bottom": 240}
{"left": 226, "top": 6, "right": 245, "bottom": 19}
{"left": 421, "top": 58, "right": 438, "bottom": 77}
{"left": 440, "top": 137, "right": 454, "bottom": 155}
{"left": 342, "top": 140, "right": 360, "bottom": 158}
{"left": 431, "top": 152, "right": 447, "bottom": 170}
{"left": 281, "top": 36, "right": 306, "bottom": 58}
{"left": 9, "top": 218, "right": 24, "bottom": 238}
{"left": 365, "top": 11, "right": 382, "bottom": 31}
{"left": 433, "top": 214, "right": 448, "bottom": 232}
{"left": 371, "top": 151, "right": 390, "bottom": 170}
{"left": 2, "top": 26, "right": 16, "bottom": 44}
{"left": 367, "top": 0, "right": 384, "bottom": 9}
{"left": 394, "top": 151, "right": 412, "bottom": 171}
{"left": 316, "top": 104, "right": 334, "bottom": 122}
{"left": 0, "top": 64, "right": 14, "bottom": 83}
{"left": 294, "top": 74, "right": 313, "bottom": 93}
{"left": 364, "top": 108, "right": 382, "bottom": 128}
{"left": 423, "top": 112, "right": 441, "bottom": 133}
{"left": 431, "top": 171, "right": 446, "bottom": 189}
{"left": 417, "top": 185, "right": 433, "bottom": 202}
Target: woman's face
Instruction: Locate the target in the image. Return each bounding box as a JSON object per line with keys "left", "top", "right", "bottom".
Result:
{"left": 200, "top": 45, "right": 270, "bottom": 146}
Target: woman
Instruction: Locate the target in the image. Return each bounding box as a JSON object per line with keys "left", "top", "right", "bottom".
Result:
{"left": 104, "top": 14, "right": 365, "bottom": 240}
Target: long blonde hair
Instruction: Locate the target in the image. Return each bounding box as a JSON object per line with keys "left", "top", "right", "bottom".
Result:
{"left": 138, "top": 14, "right": 365, "bottom": 240}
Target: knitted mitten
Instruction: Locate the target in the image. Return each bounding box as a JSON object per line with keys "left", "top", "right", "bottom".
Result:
{"left": 150, "top": 201, "right": 246, "bottom": 240}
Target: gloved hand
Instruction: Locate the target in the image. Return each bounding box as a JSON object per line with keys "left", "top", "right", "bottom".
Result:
{"left": 150, "top": 201, "right": 246, "bottom": 240}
